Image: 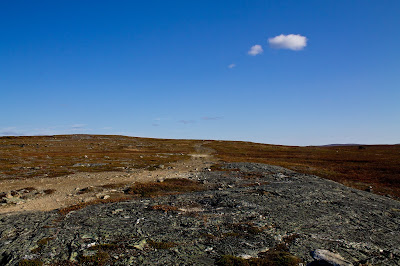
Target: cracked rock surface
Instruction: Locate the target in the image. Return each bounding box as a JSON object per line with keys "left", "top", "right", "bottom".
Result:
{"left": 1, "top": 162, "right": 399, "bottom": 265}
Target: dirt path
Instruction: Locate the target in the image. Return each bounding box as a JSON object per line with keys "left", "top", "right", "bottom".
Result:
{"left": 0, "top": 143, "right": 216, "bottom": 214}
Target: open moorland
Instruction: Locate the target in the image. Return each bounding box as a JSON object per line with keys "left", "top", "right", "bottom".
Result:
{"left": 206, "top": 141, "right": 400, "bottom": 200}
{"left": 0, "top": 135, "right": 399, "bottom": 265}
{"left": 1, "top": 135, "right": 399, "bottom": 200}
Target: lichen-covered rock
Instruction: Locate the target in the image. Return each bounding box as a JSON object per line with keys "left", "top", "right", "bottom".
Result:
{"left": 1, "top": 163, "right": 399, "bottom": 265}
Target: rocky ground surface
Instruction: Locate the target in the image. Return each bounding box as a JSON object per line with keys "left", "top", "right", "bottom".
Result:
{"left": 1, "top": 162, "right": 400, "bottom": 265}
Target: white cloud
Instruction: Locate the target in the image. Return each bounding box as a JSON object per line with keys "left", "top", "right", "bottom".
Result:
{"left": 228, "top": 63, "right": 236, "bottom": 69}
{"left": 268, "top": 34, "right": 307, "bottom": 50}
{"left": 248, "top": 44, "right": 263, "bottom": 56}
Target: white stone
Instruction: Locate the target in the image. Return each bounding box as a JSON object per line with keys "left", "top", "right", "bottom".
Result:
{"left": 312, "top": 249, "right": 352, "bottom": 266}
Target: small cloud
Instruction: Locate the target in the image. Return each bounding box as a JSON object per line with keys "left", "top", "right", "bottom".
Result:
{"left": 268, "top": 34, "right": 307, "bottom": 50}
{"left": 178, "top": 120, "right": 195, "bottom": 125}
{"left": 152, "top": 123, "right": 159, "bottom": 127}
{"left": 228, "top": 63, "right": 236, "bottom": 69}
{"left": 248, "top": 44, "right": 263, "bottom": 56}
{"left": 102, "top": 127, "right": 112, "bottom": 130}
{"left": 202, "top": 116, "right": 223, "bottom": 120}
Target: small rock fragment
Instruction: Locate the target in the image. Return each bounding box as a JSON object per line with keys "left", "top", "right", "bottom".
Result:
{"left": 133, "top": 239, "right": 147, "bottom": 251}
{"left": 112, "top": 209, "right": 124, "bottom": 214}
{"left": 312, "top": 249, "right": 352, "bottom": 266}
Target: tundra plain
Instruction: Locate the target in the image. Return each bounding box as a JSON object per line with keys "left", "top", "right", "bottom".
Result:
{"left": 0, "top": 135, "right": 399, "bottom": 265}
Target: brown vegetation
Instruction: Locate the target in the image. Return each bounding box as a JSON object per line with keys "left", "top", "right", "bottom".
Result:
{"left": 0, "top": 134, "right": 197, "bottom": 180}
{"left": 1, "top": 134, "right": 399, "bottom": 200}
{"left": 124, "top": 178, "right": 204, "bottom": 197}
{"left": 18, "top": 259, "right": 43, "bottom": 266}
{"left": 206, "top": 141, "right": 400, "bottom": 199}
{"left": 58, "top": 196, "right": 132, "bottom": 215}
{"left": 147, "top": 239, "right": 177, "bottom": 249}
{"left": 77, "top": 251, "right": 110, "bottom": 265}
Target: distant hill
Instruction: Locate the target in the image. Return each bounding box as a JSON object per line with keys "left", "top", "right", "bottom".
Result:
{"left": 320, "top": 144, "right": 364, "bottom": 147}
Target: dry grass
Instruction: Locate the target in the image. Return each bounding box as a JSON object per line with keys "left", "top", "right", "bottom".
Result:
{"left": 1, "top": 134, "right": 399, "bottom": 199}
{"left": 124, "top": 178, "right": 204, "bottom": 197}
{"left": 206, "top": 141, "right": 400, "bottom": 199}
{"left": 147, "top": 239, "right": 177, "bottom": 249}
{"left": 87, "top": 243, "right": 120, "bottom": 251}
{"left": 0, "top": 134, "right": 198, "bottom": 180}
{"left": 77, "top": 251, "right": 110, "bottom": 265}
{"left": 18, "top": 260, "right": 43, "bottom": 266}
{"left": 58, "top": 196, "right": 132, "bottom": 215}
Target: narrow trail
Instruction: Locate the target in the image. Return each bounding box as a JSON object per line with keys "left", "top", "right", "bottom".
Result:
{"left": 0, "top": 142, "right": 217, "bottom": 214}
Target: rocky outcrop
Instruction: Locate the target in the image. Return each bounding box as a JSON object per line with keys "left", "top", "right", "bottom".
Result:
{"left": 0, "top": 163, "right": 399, "bottom": 265}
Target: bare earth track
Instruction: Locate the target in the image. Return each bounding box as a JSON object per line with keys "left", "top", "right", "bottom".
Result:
{"left": 0, "top": 145, "right": 215, "bottom": 214}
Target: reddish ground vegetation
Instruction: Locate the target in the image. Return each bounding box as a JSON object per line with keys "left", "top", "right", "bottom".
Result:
{"left": 124, "top": 178, "right": 204, "bottom": 197}
{"left": 1, "top": 134, "right": 399, "bottom": 200}
{"left": 58, "top": 196, "right": 133, "bottom": 215}
{"left": 206, "top": 141, "right": 400, "bottom": 199}
{"left": 0, "top": 134, "right": 198, "bottom": 180}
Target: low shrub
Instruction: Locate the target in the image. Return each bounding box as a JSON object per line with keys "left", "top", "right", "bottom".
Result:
{"left": 124, "top": 178, "right": 204, "bottom": 197}
{"left": 78, "top": 251, "right": 110, "bottom": 265}
{"left": 18, "top": 259, "right": 43, "bottom": 266}
{"left": 147, "top": 239, "right": 177, "bottom": 249}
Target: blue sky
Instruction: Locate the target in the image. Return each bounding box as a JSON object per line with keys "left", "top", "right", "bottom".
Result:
{"left": 1, "top": 0, "right": 399, "bottom": 145}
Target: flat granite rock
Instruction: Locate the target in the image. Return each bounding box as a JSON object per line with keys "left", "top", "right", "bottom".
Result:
{"left": 0, "top": 162, "right": 399, "bottom": 265}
